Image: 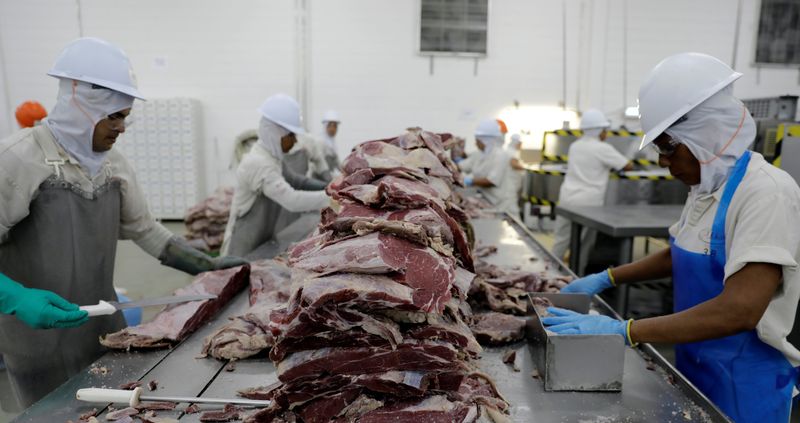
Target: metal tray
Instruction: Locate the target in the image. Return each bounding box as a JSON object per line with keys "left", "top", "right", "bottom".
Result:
{"left": 527, "top": 293, "right": 625, "bottom": 392}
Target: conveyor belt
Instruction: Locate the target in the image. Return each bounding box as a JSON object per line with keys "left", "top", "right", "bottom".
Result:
{"left": 13, "top": 214, "right": 729, "bottom": 422}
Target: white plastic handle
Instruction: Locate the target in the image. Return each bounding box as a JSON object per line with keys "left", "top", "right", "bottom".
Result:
{"left": 80, "top": 300, "right": 117, "bottom": 317}
{"left": 76, "top": 387, "right": 142, "bottom": 407}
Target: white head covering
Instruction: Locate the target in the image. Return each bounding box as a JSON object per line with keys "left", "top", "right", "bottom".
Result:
{"left": 509, "top": 134, "right": 522, "bottom": 150}
{"left": 582, "top": 128, "right": 604, "bottom": 139}
{"left": 44, "top": 79, "right": 133, "bottom": 176}
{"left": 476, "top": 135, "right": 501, "bottom": 155}
{"left": 665, "top": 85, "right": 756, "bottom": 194}
{"left": 258, "top": 116, "right": 290, "bottom": 161}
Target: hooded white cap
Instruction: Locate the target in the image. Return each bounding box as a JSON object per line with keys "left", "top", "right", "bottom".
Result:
{"left": 44, "top": 79, "right": 133, "bottom": 177}
{"left": 665, "top": 85, "right": 755, "bottom": 194}
{"left": 475, "top": 118, "right": 503, "bottom": 154}
{"left": 258, "top": 116, "right": 290, "bottom": 161}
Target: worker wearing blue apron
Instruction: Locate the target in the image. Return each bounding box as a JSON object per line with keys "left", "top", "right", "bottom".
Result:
{"left": 543, "top": 53, "right": 800, "bottom": 422}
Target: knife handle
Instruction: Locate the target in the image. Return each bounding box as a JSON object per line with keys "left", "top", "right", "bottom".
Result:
{"left": 77, "top": 387, "right": 142, "bottom": 407}
{"left": 80, "top": 300, "right": 117, "bottom": 317}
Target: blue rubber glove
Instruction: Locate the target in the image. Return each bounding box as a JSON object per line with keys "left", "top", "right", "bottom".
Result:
{"left": 464, "top": 176, "right": 474, "bottom": 187}
{"left": 0, "top": 273, "right": 88, "bottom": 329}
{"left": 454, "top": 157, "right": 465, "bottom": 164}
{"left": 560, "top": 270, "right": 613, "bottom": 295}
{"left": 541, "top": 307, "right": 632, "bottom": 345}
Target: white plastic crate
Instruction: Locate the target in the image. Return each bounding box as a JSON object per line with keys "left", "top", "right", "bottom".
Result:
{"left": 117, "top": 98, "right": 204, "bottom": 219}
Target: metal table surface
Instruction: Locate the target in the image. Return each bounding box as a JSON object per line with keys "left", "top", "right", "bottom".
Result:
{"left": 14, "top": 215, "right": 727, "bottom": 422}
{"left": 555, "top": 204, "right": 683, "bottom": 315}
{"left": 555, "top": 204, "right": 684, "bottom": 238}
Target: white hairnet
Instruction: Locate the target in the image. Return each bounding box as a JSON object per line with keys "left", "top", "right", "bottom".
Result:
{"left": 582, "top": 128, "right": 604, "bottom": 138}
{"left": 44, "top": 79, "right": 133, "bottom": 176}
{"left": 258, "top": 116, "right": 290, "bottom": 161}
{"left": 665, "top": 85, "right": 755, "bottom": 194}
{"left": 477, "top": 135, "right": 502, "bottom": 154}
{"left": 509, "top": 134, "right": 521, "bottom": 149}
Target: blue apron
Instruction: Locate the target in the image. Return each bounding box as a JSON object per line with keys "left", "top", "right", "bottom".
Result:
{"left": 671, "top": 151, "right": 795, "bottom": 422}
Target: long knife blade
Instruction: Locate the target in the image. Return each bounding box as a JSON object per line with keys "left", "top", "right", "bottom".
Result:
{"left": 110, "top": 294, "right": 217, "bottom": 310}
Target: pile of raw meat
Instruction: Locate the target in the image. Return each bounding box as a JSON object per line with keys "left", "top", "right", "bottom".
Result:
{"left": 184, "top": 187, "right": 234, "bottom": 252}
{"left": 464, "top": 254, "right": 572, "bottom": 346}
{"left": 239, "top": 130, "right": 511, "bottom": 422}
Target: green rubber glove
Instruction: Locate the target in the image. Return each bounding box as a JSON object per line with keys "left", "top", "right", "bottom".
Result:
{"left": 0, "top": 273, "right": 89, "bottom": 329}
{"left": 159, "top": 237, "right": 248, "bottom": 276}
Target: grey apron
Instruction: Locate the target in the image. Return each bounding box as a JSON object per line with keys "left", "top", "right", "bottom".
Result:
{"left": 227, "top": 149, "right": 322, "bottom": 258}
{"left": 0, "top": 127, "right": 125, "bottom": 407}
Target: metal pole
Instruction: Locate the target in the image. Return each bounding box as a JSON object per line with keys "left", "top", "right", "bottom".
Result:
{"left": 562, "top": 0, "right": 567, "bottom": 110}
{"left": 622, "top": 0, "right": 628, "bottom": 111}
{"left": 731, "top": 0, "right": 743, "bottom": 68}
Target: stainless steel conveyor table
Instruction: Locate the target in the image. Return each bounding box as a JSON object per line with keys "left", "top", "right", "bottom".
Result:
{"left": 13, "top": 214, "right": 728, "bottom": 422}
{"left": 555, "top": 204, "right": 684, "bottom": 316}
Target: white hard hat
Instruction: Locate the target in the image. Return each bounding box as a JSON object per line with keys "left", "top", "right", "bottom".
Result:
{"left": 475, "top": 118, "right": 503, "bottom": 138}
{"left": 48, "top": 37, "right": 144, "bottom": 100}
{"left": 638, "top": 52, "right": 741, "bottom": 150}
{"left": 580, "top": 109, "right": 611, "bottom": 130}
{"left": 258, "top": 93, "right": 305, "bottom": 134}
{"left": 322, "top": 110, "right": 340, "bottom": 123}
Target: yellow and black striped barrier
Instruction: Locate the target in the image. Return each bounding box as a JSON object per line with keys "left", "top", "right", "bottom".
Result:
{"left": 529, "top": 169, "right": 566, "bottom": 176}
{"left": 545, "top": 129, "right": 643, "bottom": 139}
{"left": 542, "top": 156, "right": 659, "bottom": 166}
{"left": 542, "top": 130, "right": 646, "bottom": 163}
{"left": 542, "top": 154, "right": 569, "bottom": 162}
{"left": 772, "top": 124, "right": 800, "bottom": 168}
{"left": 527, "top": 168, "right": 674, "bottom": 180}
{"left": 633, "top": 158, "right": 659, "bottom": 166}
{"left": 528, "top": 196, "right": 555, "bottom": 206}
{"left": 611, "top": 173, "right": 674, "bottom": 181}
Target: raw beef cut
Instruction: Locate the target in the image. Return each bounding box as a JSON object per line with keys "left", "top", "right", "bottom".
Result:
{"left": 334, "top": 174, "right": 448, "bottom": 211}
{"left": 100, "top": 266, "right": 250, "bottom": 349}
{"left": 276, "top": 340, "right": 463, "bottom": 383}
{"left": 184, "top": 187, "right": 234, "bottom": 252}
{"left": 341, "top": 141, "right": 456, "bottom": 183}
{"left": 321, "top": 200, "right": 473, "bottom": 270}
{"left": 202, "top": 260, "right": 292, "bottom": 360}
{"left": 291, "top": 233, "right": 456, "bottom": 313}
{"left": 470, "top": 312, "right": 526, "bottom": 346}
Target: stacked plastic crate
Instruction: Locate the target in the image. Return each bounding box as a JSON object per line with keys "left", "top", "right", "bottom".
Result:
{"left": 117, "top": 98, "right": 204, "bottom": 219}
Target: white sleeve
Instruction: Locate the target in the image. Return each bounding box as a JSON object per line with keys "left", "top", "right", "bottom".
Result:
{"left": 255, "top": 162, "right": 330, "bottom": 213}
{"left": 459, "top": 154, "right": 476, "bottom": 173}
{"left": 0, "top": 164, "right": 30, "bottom": 243}
{"left": 724, "top": 191, "right": 800, "bottom": 281}
{"left": 485, "top": 153, "right": 508, "bottom": 187}
{"left": 598, "top": 144, "right": 630, "bottom": 171}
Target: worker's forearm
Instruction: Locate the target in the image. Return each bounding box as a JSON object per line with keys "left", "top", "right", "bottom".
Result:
{"left": 611, "top": 248, "right": 672, "bottom": 285}
{"left": 631, "top": 300, "right": 750, "bottom": 344}
{"left": 472, "top": 178, "right": 495, "bottom": 188}
{"left": 630, "top": 262, "right": 781, "bottom": 344}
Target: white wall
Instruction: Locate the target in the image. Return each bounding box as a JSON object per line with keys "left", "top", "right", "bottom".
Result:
{"left": 1, "top": 0, "right": 798, "bottom": 194}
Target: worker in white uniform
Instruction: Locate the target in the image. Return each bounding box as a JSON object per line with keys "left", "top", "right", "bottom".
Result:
{"left": 507, "top": 133, "right": 525, "bottom": 171}
{"left": 318, "top": 110, "right": 341, "bottom": 174}
{"left": 0, "top": 38, "right": 245, "bottom": 406}
{"left": 223, "top": 94, "right": 330, "bottom": 257}
{"left": 551, "top": 109, "right": 633, "bottom": 270}
{"left": 547, "top": 53, "right": 800, "bottom": 422}
{"left": 461, "top": 118, "right": 520, "bottom": 216}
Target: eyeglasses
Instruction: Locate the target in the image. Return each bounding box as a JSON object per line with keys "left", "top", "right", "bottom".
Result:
{"left": 106, "top": 112, "right": 134, "bottom": 130}
{"left": 650, "top": 137, "right": 680, "bottom": 157}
